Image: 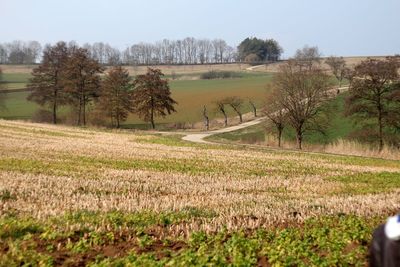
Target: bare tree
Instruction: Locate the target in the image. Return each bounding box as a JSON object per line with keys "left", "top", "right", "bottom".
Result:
{"left": 345, "top": 57, "right": 400, "bottom": 150}
{"left": 294, "top": 45, "right": 321, "bottom": 70}
{"left": 215, "top": 100, "right": 228, "bottom": 127}
{"left": 226, "top": 96, "right": 244, "bottom": 123}
{"left": 264, "top": 99, "right": 286, "bottom": 147}
{"left": 212, "top": 39, "right": 227, "bottom": 63}
{"left": 0, "top": 67, "right": 6, "bottom": 109}
{"left": 325, "top": 56, "right": 347, "bottom": 87}
{"left": 25, "top": 41, "right": 42, "bottom": 63}
{"left": 249, "top": 99, "right": 257, "bottom": 117}
{"left": 269, "top": 60, "right": 331, "bottom": 149}
{"left": 0, "top": 44, "right": 8, "bottom": 64}
{"left": 203, "top": 105, "right": 209, "bottom": 131}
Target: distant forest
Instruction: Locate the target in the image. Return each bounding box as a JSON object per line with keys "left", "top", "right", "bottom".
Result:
{"left": 0, "top": 37, "right": 283, "bottom": 65}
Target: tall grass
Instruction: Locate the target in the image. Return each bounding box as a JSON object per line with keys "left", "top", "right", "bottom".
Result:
{"left": 324, "top": 139, "right": 400, "bottom": 160}
{"left": 263, "top": 134, "right": 400, "bottom": 160}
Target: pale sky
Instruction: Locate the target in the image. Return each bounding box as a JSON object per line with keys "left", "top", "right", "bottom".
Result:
{"left": 1, "top": 0, "right": 399, "bottom": 57}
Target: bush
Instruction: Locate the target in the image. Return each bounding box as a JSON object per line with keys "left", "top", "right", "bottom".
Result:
{"left": 200, "top": 71, "right": 242, "bottom": 80}
{"left": 31, "top": 109, "right": 54, "bottom": 123}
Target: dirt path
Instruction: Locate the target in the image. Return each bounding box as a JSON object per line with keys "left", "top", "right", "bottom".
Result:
{"left": 245, "top": 64, "right": 266, "bottom": 71}
{"left": 182, "top": 116, "right": 266, "bottom": 144}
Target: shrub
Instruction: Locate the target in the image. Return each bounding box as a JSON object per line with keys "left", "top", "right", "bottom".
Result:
{"left": 31, "top": 109, "right": 54, "bottom": 123}
{"left": 200, "top": 71, "right": 241, "bottom": 80}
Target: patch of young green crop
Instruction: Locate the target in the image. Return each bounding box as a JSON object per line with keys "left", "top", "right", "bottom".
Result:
{"left": 0, "top": 189, "right": 17, "bottom": 201}
{"left": 328, "top": 171, "right": 400, "bottom": 195}
{"left": 0, "top": 213, "right": 384, "bottom": 266}
{"left": 55, "top": 208, "right": 217, "bottom": 230}
{"left": 90, "top": 215, "right": 381, "bottom": 267}
{"left": 264, "top": 215, "right": 376, "bottom": 266}
{"left": 0, "top": 217, "right": 43, "bottom": 239}
{"left": 0, "top": 240, "right": 54, "bottom": 267}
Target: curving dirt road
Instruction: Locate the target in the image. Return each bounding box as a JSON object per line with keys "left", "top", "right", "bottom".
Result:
{"left": 182, "top": 116, "right": 266, "bottom": 144}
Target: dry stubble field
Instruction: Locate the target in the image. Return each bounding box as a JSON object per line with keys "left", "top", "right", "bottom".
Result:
{"left": 1, "top": 120, "right": 400, "bottom": 266}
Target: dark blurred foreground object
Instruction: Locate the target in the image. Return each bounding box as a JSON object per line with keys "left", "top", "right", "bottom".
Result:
{"left": 370, "top": 215, "right": 400, "bottom": 267}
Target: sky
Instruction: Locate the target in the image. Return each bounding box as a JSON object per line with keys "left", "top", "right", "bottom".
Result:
{"left": 1, "top": 0, "right": 399, "bottom": 58}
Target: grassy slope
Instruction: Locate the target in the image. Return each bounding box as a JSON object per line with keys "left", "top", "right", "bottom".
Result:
{"left": 0, "top": 73, "right": 273, "bottom": 126}
{"left": 0, "top": 91, "right": 39, "bottom": 120}
{"left": 0, "top": 73, "right": 31, "bottom": 89}
{"left": 211, "top": 93, "right": 355, "bottom": 146}
{"left": 1, "top": 120, "right": 400, "bottom": 266}
{"left": 283, "top": 93, "right": 354, "bottom": 144}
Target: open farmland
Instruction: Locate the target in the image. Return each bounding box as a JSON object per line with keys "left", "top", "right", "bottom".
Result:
{"left": 1, "top": 120, "right": 400, "bottom": 265}
{"left": 250, "top": 56, "right": 389, "bottom": 73}
{"left": 0, "top": 72, "right": 273, "bottom": 127}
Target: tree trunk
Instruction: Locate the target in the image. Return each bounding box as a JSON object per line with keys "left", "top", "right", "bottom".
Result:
{"left": 249, "top": 101, "right": 257, "bottom": 117}
{"left": 378, "top": 107, "right": 384, "bottom": 151}
{"left": 296, "top": 128, "right": 303, "bottom": 150}
{"left": 223, "top": 111, "right": 227, "bottom": 127}
{"left": 203, "top": 106, "right": 209, "bottom": 131}
{"left": 83, "top": 98, "right": 86, "bottom": 126}
{"left": 224, "top": 112, "right": 228, "bottom": 127}
{"left": 231, "top": 106, "right": 242, "bottom": 123}
{"left": 53, "top": 72, "right": 58, "bottom": 125}
{"left": 116, "top": 115, "right": 120, "bottom": 128}
{"left": 278, "top": 126, "right": 283, "bottom": 147}
{"left": 52, "top": 92, "right": 57, "bottom": 125}
{"left": 150, "top": 106, "right": 155, "bottom": 129}
{"left": 77, "top": 100, "right": 82, "bottom": 126}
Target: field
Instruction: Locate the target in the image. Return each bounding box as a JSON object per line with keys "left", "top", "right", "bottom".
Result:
{"left": 1, "top": 120, "right": 400, "bottom": 265}
{"left": 0, "top": 71, "right": 273, "bottom": 128}
{"left": 0, "top": 63, "right": 252, "bottom": 76}
{"left": 250, "top": 56, "right": 389, "bottom": 73}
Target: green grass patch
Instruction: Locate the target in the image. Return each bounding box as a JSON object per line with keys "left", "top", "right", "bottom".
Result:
{"left": 0, "top": 91, "right": 39, "bottom": 120}
{"left": 0, "top": 73, "right": 31, "bottom": 90}
{"left": 328, "top": 171, "right": 400, "bottom": 195}
{"left": 209, "top": 123, "right": 266, "bottom": 144}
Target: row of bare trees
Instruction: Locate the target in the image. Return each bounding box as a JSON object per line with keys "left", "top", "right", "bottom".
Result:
{"left": 0, "top": 41, "right": 42, "bottom": 64}
{"left": 265, "top": 46, "right": 400, "bottom": 150}
{"left": 0, "top": 68, "right": 6, "bottom": 108}
{"left": 27, "top": 42, "right": 177, "bottom": 128}
{"left": 200, "top": 97, "right": 257, "bottom": 131}
{"left": 123, "top": 38, "right": 237, "bottom": 65}
{"left": 0, "top": 38, "right": 238, "bottom": 65}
